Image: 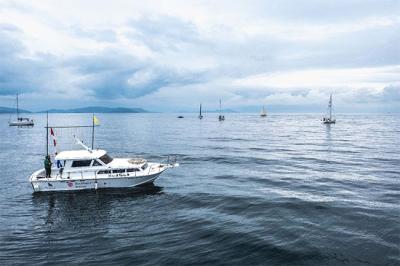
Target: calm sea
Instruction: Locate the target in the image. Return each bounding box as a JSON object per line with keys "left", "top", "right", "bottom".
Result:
{"left": 0, "top": 113, "right": 399, "bottom": 265}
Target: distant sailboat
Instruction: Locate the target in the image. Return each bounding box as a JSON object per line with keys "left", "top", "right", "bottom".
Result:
{"left": 8, "top": 94, "right": 34, "bottom": 126}
{"left": 322, "top": 94, "right": 336, "bottom": 124}
{"left": 198, "top": 103, "right": 203, "bottom": 119}
{"left": 260, "top": 105, "right": 267, "bottom": 117}
{"left": 218, "top": 99, "right": 225, "bottom": 121}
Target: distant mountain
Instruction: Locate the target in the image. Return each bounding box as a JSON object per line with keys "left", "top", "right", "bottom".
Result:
{"left": 177, "top": 109, "right": 237, "bottom": 113}
{"left": 203, "top": 109, "right": 237, "bottom": 113}
{"left": 41, "top": 106, "right": 149, "bottom": 113}
{"left": 0, "top": 107, "right": 31, "bottom": 113}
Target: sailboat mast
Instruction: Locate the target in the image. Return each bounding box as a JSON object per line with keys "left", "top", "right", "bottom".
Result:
{"left": 219, "top": 99, "right": 222, "bottom": 115}
{"left": 200, "top": 103, "right": 202, "bottom": 116}
{"left": 329, "top": 94, "right": 332, "bottom": 120}
{"left": 91, "top": 113, "right": 95, "bottom": 150}
{"left": 16, "top": 93, "right": 19, "bottom": 119}
{"left": 46, "top": 112, "right": 49, "bottom": 156}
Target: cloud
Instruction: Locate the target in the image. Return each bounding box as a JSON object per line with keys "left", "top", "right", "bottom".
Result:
{"left": 62, "top": 47, "right": 210, "bottom": 99}
{"left": 0, "top": 0, "right": 399, "bottom": 112}
{"left": 382, "top": 85, "right": 400, "bottom": 102}
{"left": 127, "top": 15, "right": 202, "bottom": 52}
{"left": 70, "top": 27, "right": 118, "bottom": 43}
{"left": 0, "top": 25, "right": 50, "bottom": 95}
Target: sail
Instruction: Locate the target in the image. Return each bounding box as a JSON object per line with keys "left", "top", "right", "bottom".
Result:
{"left": 260, "top": 105, "right": 267, "bottom": 116}
{"left": 322, "top": 94, "right": 335, "bottom": 123}
{"left": 218, "top": 99, "right": 225, "bottom": 120}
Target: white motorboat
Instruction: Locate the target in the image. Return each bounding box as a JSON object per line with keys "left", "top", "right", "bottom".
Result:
{"left": 8, "top": 94, "right": 34, "bottom": 126}
{"left": 260, "top": 105, "right": 267, "bottom": 117}
{"left": 322, "top": 94, "right": 336, "bottom": 124}
{"left": 29, "top": 116, "right": 178, "bottom": 192}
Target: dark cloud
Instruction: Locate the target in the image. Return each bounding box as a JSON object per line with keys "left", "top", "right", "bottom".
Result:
{"left": 0, "top": 21, "right": 208, "bottom": 100}
{"left": 0, "top": 25, "right": 55, "bottom": 95}
{"left": 64, "top": 49, "right": 208, "bottom": 99}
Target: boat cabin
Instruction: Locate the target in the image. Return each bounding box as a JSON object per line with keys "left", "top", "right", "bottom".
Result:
{"left": 53, "top": 149, "right": 148, "bottom": 175}
{"left": 55, "top": 149, "right": 111, "bottom": 168}
{"left": 17, "top": 117, "right": 32, "bottom": 121}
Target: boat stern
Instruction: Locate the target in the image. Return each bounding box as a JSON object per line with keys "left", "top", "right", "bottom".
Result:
{"left": 30, "top": 168, "right": 46, "bottom": 192}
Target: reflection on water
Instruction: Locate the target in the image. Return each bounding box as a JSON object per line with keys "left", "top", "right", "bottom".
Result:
{"left": 32, "top": 184, "right": 163, "bottom": 229}
{"left": 324, "top": 123, "right": 332, "bottom": 140}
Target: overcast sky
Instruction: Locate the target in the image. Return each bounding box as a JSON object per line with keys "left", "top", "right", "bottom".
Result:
{"left": 0, "top": 0, "right": 399, "bottom": 112}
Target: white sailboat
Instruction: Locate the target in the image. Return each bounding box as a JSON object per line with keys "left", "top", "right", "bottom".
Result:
{"left": 260, "top": 105, "right": 267, "bottom": 117}
{"left": 29, "top": 115, "right": 178, "bottom": 192}
{"left": 322, "top": 94, "right": 336, "bottom": 124}
{"left": 198, "top": 103, "right": 203, "bottom": 119}
{"left": 8, "top": 94, "right": 34, "bottom": 126}
{"left": 218, "top": 99, "right": 225, "bottom": 121}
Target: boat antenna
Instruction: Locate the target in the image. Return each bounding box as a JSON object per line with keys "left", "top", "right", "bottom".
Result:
{"left": 75, "top": 136, "right": 92, "bottom": 152}
{"left": 46, "top": 111, "right": 49, "bottom": 156}
{"left": 91, "top": 113, "right": 95, "bottom": 150}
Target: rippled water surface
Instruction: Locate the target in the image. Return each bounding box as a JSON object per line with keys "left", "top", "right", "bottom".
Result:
{"left": 0, "top": 113, "right": 399, "bottom": 265}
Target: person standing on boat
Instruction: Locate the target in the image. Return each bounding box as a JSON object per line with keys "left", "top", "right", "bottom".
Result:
{"left": 44, "top": 155, "right": 52, "bottom": 178}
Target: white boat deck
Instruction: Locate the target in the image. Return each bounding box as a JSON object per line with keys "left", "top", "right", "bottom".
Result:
{"left": 32, "top": 162, "right": 167, "bottom": 181}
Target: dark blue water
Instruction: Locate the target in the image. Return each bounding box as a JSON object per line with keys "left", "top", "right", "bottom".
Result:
{"left": 0, "top": 113, "right": 399, "bottom": 265}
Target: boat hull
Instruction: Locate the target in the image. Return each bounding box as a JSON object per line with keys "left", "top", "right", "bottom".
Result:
{"left": 30, "top": 173, "right": 161, "bottom": 192}
{"left": 9, "top": 121, "right": 34, "bottom": 126}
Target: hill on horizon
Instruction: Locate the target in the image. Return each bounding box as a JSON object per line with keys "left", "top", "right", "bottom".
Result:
{"left": 0, "top": 106, "right": 150, "bottom": 113}
{"left": 0, "top": 107, "right": 31, "bottom": 114}
{"left": 40, "top": 106, "right": 149, "bottom": 113}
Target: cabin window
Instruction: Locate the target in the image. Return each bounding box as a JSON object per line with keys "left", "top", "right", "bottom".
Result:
{"left": 127, "top": 168, "right": 140, "bottom": 172}
{"left": 98, "top": 170, "right": 111, "bottom": 174}
{"left": 92, "top": 160, "right": 102, "bottom": 166}
{"left": 112, "top": 169, "right": 126, "bottom": 174}
{"left": 141, "top": 163, "right": 148, "bottom": 170}
{"left": 99, "top": 154, "right": 113, "bottom": 164}
{"left": 71, "top": 160, "right": 92, "bottom": 167}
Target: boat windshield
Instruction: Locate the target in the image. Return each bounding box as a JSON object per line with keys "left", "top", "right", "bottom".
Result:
{"left": 99, "top": 153, "right": 113, "bottom": 164}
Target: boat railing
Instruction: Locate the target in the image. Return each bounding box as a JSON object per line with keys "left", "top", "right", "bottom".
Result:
{"left": 164, "top": 155, "right": 177, "bottom": 165}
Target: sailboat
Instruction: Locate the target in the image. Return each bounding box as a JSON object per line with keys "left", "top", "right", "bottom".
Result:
{"left": 218, "top": 99, "right": 225, "bottom": 121}
{"left": 260, "top": 105, "right": 267, "bottom": 117}
{"left": 198, "top": 103, "right": 203, "bottom": 119}
{"left": 322, "top": 94, "right": 336, "bottom": 124}
{"left": 8, "top": 94, "right": 34, "bottom": 126}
